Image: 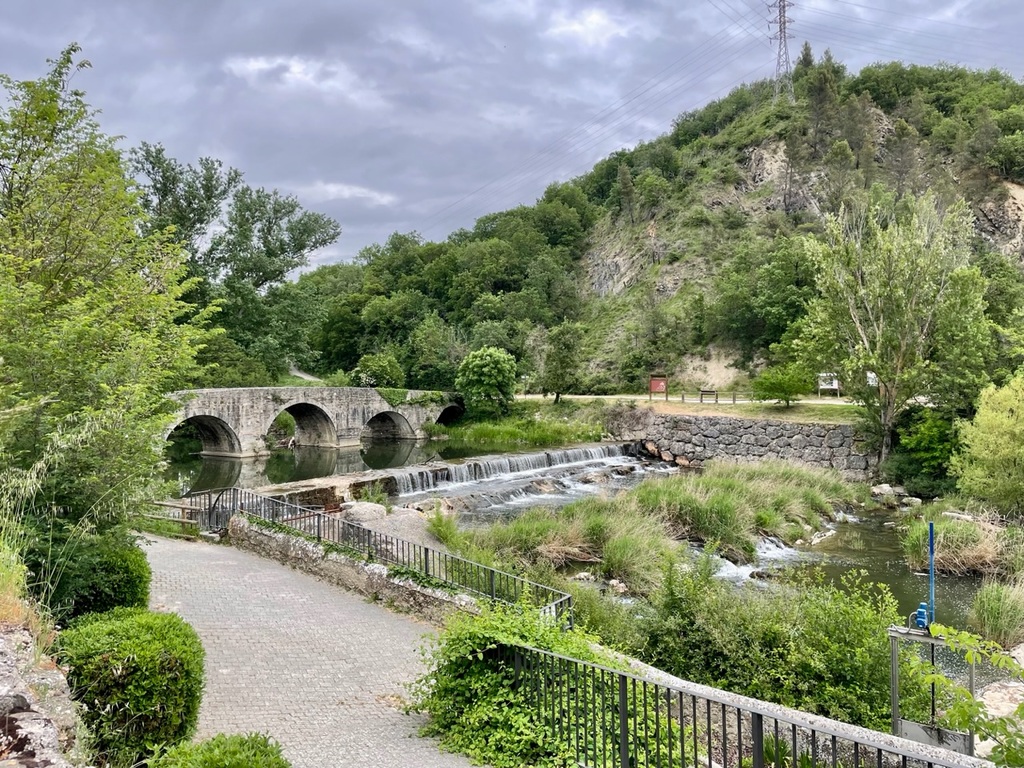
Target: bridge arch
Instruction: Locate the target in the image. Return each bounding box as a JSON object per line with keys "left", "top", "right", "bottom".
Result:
{"left": 361, "top": 411, "right": 416, "bottom": 440}
{"left": 435, "top": 404, "right": 464, "bottom": 426}
{"left": 168, "top": 415, "right": 242, "bottom": 456}
{"left": 265, "top": 401, "right": 338, "bottom": 448}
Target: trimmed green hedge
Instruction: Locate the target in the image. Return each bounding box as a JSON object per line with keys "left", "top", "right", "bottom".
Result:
{"left": 150, "top": 733, "right": 291, "bottom": 768}
{"left": 58, "top": 608, "right": 205, "bottom": 767}
{"left": 25, "top": 532, "right": 151, "bottom": 621}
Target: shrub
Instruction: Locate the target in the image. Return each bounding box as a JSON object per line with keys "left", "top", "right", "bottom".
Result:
{"left": 410, "top": 600, "right": 634, "bottom": 768}
{"left": 58, "top": 608, "right": 205, "bottom": 767}
{"left": 322, "top": 369, "right": 352, "bottom": 387}
{"left": 353, "top": 351, "right": 405, "bottom": 388}
{"left": 25, "top": 530, "right": 151, "bottom": 621}
{"left": 751, "top": 363, "right": 812, "bottom": 407}
{"left": 969, "top": 580, "right": 1024, "bottom": 648}
{"left": 953, "top": 375, "right": 1024, "bottom": 515}
{"left": 641, "top": 558, "right": 930, "bottom": 730}
{"left": 150, "top": 733, "right": 291, "bottom": 768}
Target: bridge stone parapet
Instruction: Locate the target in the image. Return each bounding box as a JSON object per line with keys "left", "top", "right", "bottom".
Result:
{"left": 168, "top": 387, "right": 461, "bottom": 458}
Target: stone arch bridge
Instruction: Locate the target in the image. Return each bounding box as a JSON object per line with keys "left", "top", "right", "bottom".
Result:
{"left": 168, "top": 387, "right": 462, "bottom": 458}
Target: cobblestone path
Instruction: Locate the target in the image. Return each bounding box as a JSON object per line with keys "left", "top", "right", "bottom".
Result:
{"left": 145, "top": 536, "right": 475, "bottom": 768}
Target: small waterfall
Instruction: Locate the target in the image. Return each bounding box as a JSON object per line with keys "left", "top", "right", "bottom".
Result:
{"left": 386, "top": 444, "right": 630, "bottom": 496}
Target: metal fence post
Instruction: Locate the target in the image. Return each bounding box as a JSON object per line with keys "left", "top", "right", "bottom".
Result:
{"left": 316, "top": 513, "right": 322, "bottom": 542}
{"left": 489, "top": 569, "right": 496, "bottom": 599}
{"left": 618, "top": 674, "right": 630, "bottom": 768}
{"left": 751, "top": 712, "right": 764, "bottom": 768}
{"left": 424, "top": 548, "right": 431, "bottom": 577}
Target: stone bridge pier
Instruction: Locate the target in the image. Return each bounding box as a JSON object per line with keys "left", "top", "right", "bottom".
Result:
{"left": 167, "top": 387, "right": 462, "bottom": 458}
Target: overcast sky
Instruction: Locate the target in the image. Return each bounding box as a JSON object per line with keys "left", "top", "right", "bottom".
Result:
{"left": 2, "top": 1, "right": 1022, "bottom": 264}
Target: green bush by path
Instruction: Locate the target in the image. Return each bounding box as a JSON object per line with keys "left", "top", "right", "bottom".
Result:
{"left": 58, "top": 608, "right": 205, "bottom": 768}
{"left": 411, "top": 601, "right": 607, "bottom": 768}
{"left": 24, "top": 530, "right": 151, "bottom": 621}
{"left": 411, "top": 600, "right": 689, "bottom": 768}
{"left": 150, "top": 733, "right": 291, "bottom": 768}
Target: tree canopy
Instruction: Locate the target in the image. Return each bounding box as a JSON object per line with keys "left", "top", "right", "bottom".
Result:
{"left": 796, "top": 192, "right": 990, "bottom": 461}
{"left": 0, "top": 45, "right": 206, "bottom": 524}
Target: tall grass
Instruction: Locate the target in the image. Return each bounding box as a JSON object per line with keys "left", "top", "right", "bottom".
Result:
{"left": 466, "top": 499, "right": 670, "bottom": 595}
{"left": 902, "top": 514, "right": 1003, "bottom": 575}
{"left": 445, "top": 459, "right": 856, "bottom": 596}
{"left": 969, "top": 579, "right": 1024, "bottom": 647}
{"left": 0, "top": 415, "right": 100, "bottom": 636}
{"left": 424, "top": 417, "right": 601, "bottom": 448}
{"left": 633, "top": 460, "right": 855, "bottom": 562}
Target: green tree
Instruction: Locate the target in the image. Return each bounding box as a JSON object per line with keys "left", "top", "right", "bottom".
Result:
{"left": 798, "top": 193, "right": 988, "bottom": 462}
{"left": 616, "top": 163, "right": 636, "bottom": 224}
{"left": 751, "top": 364, "right": 812, "bottom": 407}
{"left": 405, "top": 313, "right": 465, "bottom": 390}
{"left": 353, "top": 352, "right": 405, "bottom": 388}
{"left": 886, "top": 119, "right": 921, "bottom": 197}
{"left": 538, "top": 323, "right": 584, "bottom": 403}
{"left": 952, "top": 375, "right": 1024, "bottom": 514}
{"left": 132, "top": 147, "right": 341, "bottom": 375}
{"left": 819, "top": 139, "right": 861, "bottom": 213}
{"left": 455, "top": 347, "right": 518, "bottom": 416}
{"left": 0, "top": 45, "right": 205, "bottom": 525}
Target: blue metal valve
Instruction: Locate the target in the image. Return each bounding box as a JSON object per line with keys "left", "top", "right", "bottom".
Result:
{"left": 914, "top": 602, "right": 929, "bottom": 629}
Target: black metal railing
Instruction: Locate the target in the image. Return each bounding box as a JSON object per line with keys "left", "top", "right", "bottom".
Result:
{"left": 501, "top": 645, "right": 988, "bottom": 768}
{"left": 186, "top": 487, "right": 572, "bottom": 625}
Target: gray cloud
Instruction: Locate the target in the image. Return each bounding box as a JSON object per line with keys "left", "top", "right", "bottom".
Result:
{"left": 2, "top": 1, "right": 1022, "bottom": 263}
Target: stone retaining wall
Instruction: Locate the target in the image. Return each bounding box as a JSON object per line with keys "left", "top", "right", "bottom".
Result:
{"left": 0, "top": 628, "right": 85, "bottom": 767}
{"left": 227, "top": 514, "right": 478, "bottom": 625}
{"left": 605, "top": 407, "right": 875, "bottom": 479}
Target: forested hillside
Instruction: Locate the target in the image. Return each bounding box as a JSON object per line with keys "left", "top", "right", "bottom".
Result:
{"left": 145, "top": 47, "right": 1024, "bottom": 406}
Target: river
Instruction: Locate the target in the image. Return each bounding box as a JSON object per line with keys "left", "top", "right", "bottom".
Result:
{"left": 166, "top": 437, "right": 981, "bottom": 630}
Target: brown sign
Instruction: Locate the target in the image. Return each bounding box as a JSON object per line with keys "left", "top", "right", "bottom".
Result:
{"left": 649, "top": 376, "right": 668, "bottom": 393}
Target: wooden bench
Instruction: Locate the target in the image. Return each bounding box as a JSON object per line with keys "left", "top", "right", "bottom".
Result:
{"left": 699, "top": 389, "right": 719, "bottom": 403}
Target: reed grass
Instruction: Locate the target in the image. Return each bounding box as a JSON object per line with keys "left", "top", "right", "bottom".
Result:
{"left": 969, "top": 579, "right": 1024, "bottom": 647}
{"left": 902, "top": 514, "right": 1002, "bottom": 575}
{"left": 451, "top": 459, "right": 856, "bottom": 595}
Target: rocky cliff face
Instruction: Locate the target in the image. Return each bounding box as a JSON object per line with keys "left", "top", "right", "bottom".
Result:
{"left": 581, "top": 135, "right": 1024, "bottom": 300}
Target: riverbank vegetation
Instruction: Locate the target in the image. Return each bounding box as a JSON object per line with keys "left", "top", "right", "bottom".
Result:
{"left": 426, "top": 460, "right": 924, "bottom": 730}
{"left": 424, "top": 399, "right": 605, "bottom": 449}
{"left": 437, "top": 460, "right": 858, "bottom": 579}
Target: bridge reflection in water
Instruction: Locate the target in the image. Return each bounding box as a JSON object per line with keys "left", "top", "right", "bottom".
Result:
{"left": 166, "top": 440, "right": 446, "bottom": 496}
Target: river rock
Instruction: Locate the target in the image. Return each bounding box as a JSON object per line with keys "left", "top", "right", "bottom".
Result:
{"left": 340, "top": 501, "right": 388, "bottom": 522}
{"left": 871, "top": 483, "right": 894, "bottom": 497}
{"left": 810, "top": 529, "right": 836, "bottom": 546}
{"left": 903, "top": 497, "right": 923, "bottom": 508}
{"left": 976, "top": 680, "right": 1024, "bottom": 758}
{"left": 1011, "top": 642, "right": 1024, "bottom": 667}
{"left": 607, "top": 579, "right": 629, "bottom": 595}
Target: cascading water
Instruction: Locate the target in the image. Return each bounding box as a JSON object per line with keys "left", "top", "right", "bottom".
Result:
{"left": 381, "top": 443, "right": 676, "bottom": 524}
{"left": 389, "top": 444, "right": 631, "bottom": 496}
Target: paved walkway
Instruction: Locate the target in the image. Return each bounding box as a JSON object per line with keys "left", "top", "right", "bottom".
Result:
{"left": 144, "top": 536, "right": 475, "bottom": 768}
